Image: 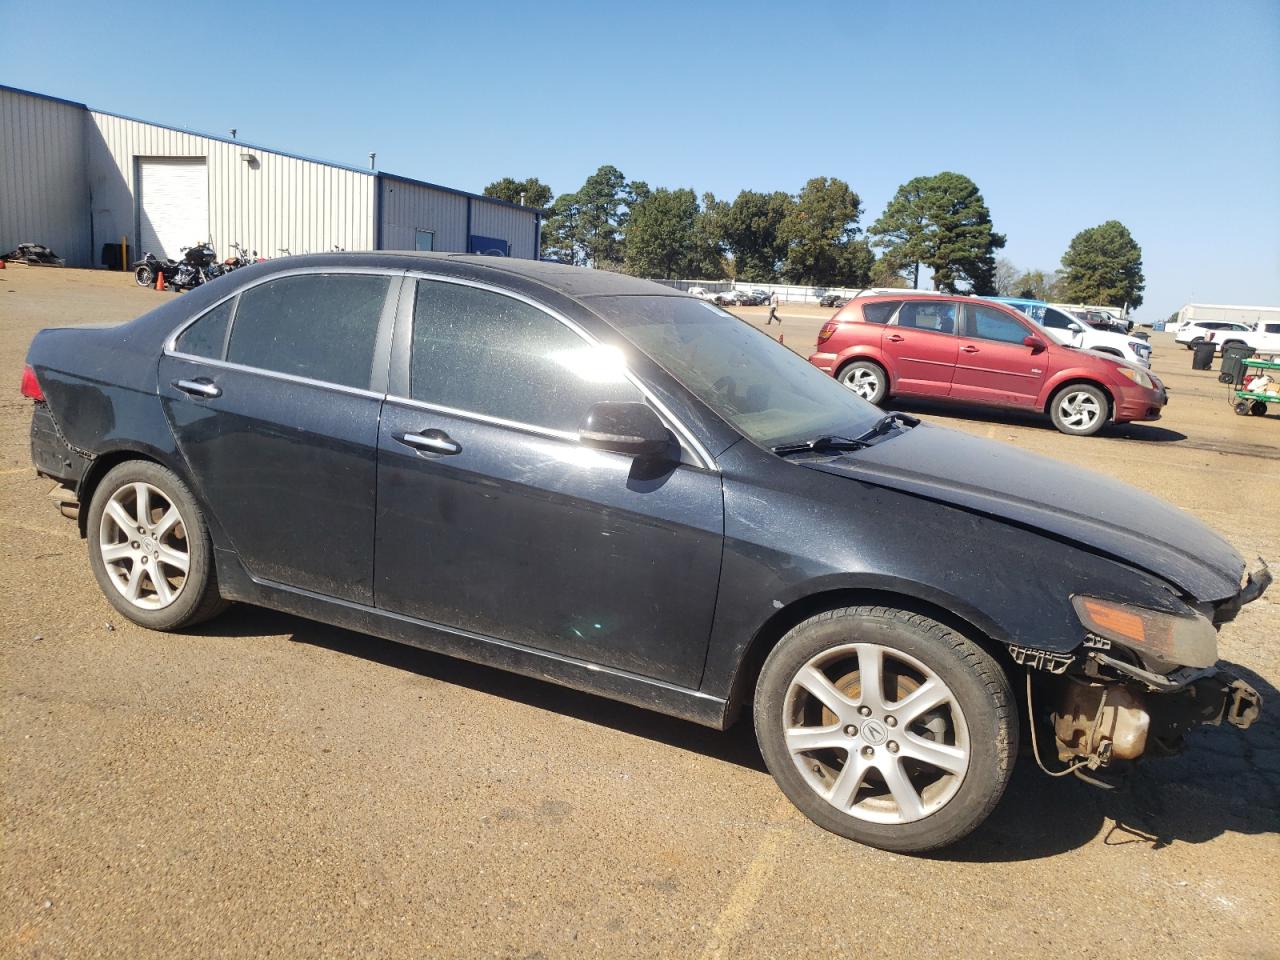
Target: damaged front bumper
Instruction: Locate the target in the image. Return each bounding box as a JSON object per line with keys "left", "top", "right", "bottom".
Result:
{"left": 1019, "top": 560, "right": 1268, "bottom": 780}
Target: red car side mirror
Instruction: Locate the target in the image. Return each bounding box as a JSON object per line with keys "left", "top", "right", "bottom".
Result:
{"left": 1024, "top": 335, "right": 1047, "bottom": 352}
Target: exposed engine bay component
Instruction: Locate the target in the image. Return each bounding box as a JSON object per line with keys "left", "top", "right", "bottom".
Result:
{"left": 1053, "top": 681, "right": 1149, "bottom": 764}
{"left": 1007, "top": 643, "right": 1073, "bottom": 674}
{"left": 1046, "top": 667, "right": 1261, "bottom": 774}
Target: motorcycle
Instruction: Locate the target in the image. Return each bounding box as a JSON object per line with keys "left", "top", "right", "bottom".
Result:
{"left": 132, "top": 242, "right": 221, "bottom": 291}
{"left": 219, "top": 241, "right": 262, "bottom": 273}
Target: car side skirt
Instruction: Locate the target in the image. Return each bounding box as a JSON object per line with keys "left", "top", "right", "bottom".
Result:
{"left": 214, "top": 549, "right": 730, "bottom": 729}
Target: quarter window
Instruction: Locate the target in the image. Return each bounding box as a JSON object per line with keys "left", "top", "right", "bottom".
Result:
{"left": 175, "top": 297, "right": 235, "bottom": 359}
{"left": 896, "top": 301, "right": 957, "bottom": 333}
{"left": 225, "top": 274, "right": 390, "bottom": 390}
{"left": 409, "top": 280, "right": 642, "bottom": 433}
{"left": 861, "top": 301, "right": 901, "bottom": 324}
{"left": 966, "top": 304, "right": 1030, "bottom": 344}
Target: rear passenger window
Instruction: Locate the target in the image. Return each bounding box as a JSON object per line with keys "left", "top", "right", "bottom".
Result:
{"left": 1041, "top": 309, "right": 1072, "bottom": 330}
{"left": 966, "top": 304, "right": 1030, "bottom": 344}
{"left": 226, "top": 274, "right": 390, "bottom": 389}
{"left": 409, "top": 280, "right": 641, "bottom": 433}
{"left": 896, "top": 301, "right": 956, "bottom": 333}
{"left": 175, "top": 297, "right": 235, "bottom": 359}
{"left": 861, "top": 301, "right": 900, "bottom": 324}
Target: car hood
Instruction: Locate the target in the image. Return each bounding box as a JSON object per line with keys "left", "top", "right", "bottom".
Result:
{"left": 803, "top": 424, "right": 1244, "bottom": 601}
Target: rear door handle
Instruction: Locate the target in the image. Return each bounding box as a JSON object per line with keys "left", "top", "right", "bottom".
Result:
{"left": 398, "top": 430, "right": 461, "bottom": 455}
{"left": 886, "top": 334, "right": 905, "bottom": 342}
{"left": 172, "top": 378, "right": 221, "bottom": 398}
{"left": 961, "top": 345, "right": 980, "bottom": 353}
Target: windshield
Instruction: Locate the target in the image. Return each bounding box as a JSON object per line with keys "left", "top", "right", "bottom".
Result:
{"left": 590, "top": 295, "right": 883, "bottom": 447}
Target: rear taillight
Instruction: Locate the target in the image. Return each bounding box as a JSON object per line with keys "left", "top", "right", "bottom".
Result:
{"left": 817, "top": 320, "right": 839, "bottom": 345}
{"left": 20, "top": 364, "right": 44, "bottom": 401}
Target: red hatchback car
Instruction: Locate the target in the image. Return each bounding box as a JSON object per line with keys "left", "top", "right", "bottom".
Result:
{"left": 808, "top": 294, "right": 1167, "bottom": 436}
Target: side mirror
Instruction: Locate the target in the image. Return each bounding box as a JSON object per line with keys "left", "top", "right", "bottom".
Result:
{"left": 1023, "top": 335, "right": 1047, "bottom": 352}
{"left": 579, "top": 401, "right": 672, "bottom": 458}
{"left": 1066, "top": 322, "right": 1083, "bottom": 333}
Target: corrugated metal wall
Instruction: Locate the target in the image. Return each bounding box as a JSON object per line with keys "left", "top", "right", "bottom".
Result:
{"left": 378, "top": 177, "right": 468, "bottom": 252}
{"left": 470, "top": 198, "right": 537, "bottom": 259}
{"left": 378, "top": 177, "right": 538, "bottom": 258}
{"left": 0, "top": 88, "right": 91, "bottom": 265}
{"left": 87, "top": 112, "right": 375, "bottom": 261}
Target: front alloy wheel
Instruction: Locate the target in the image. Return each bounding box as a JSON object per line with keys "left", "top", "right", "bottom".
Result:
{"left": 755, "top": 606, "right": 1016, "bottom": 852}
{"left": 1051, "top": 384, "right": 1108, "bottom": 436}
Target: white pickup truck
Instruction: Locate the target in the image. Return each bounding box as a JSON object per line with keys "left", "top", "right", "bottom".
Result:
{"left": 1209, "top": 320, "right": 1280, "bottom": 357}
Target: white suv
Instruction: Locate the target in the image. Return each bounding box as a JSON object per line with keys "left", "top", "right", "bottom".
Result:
{"left": 1175, "top": 320, "right": 1251, "bottom": 349}
{"left": 1035, "top": 305, "right": 1153, "bottom": 367}
{"left": 1210, "top": 321, "right": 1280, "bottom": 357}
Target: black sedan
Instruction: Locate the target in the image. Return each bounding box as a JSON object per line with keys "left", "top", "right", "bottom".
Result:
{"left": 23, "top": 253, "right": 1265, "bottom": 852}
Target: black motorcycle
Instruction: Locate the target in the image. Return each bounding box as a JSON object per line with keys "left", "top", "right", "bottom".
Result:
{"left": 133, "top": 242, "right": 221, "bottom": 291}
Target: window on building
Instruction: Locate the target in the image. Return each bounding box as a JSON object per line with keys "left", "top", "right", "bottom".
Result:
{"left": 174, "top": 297, "right": 236, "bottom": 359}
{"left": 226, "top": 274, "right": 391, "bottom": 389}
{"left": 415, "top": 230, "right": 434, "bottom": 252}
{"left": 409, "top": 279, "right": 641, "bottom": 433}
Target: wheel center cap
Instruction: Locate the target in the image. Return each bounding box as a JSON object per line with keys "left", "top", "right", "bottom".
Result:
{"left": 861, "top": 719, "right": 888, "bottom": 745}
{"left": 142, "top": 536, "right": 157, "bottom": 553}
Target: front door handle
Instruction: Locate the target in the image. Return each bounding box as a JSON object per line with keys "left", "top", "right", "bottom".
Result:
{"left": 886, "top": 334, "right": 905, "bottom": 342}
{"left": 173, "top": 378, "right": 221, "bottom": 398}
{"left": 399, "top": 429, "right": 461, "bottom": 455}
{"left": 961, "top": 345, "right": 980, "bottom": 354}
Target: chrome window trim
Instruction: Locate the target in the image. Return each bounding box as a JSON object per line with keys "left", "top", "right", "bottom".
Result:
{"left": 400, "top": 270, "right": 718, "bottom": 471}
{"left": 383, "top": 394, "right": 579, "bottom": 443}
{"left": 162, "top": 352, "right": 387, "bottom": 401}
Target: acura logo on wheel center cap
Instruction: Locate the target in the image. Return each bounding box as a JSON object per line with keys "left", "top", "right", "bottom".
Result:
{"left": 861, "top": 719, "right": 888, "bottom": 745}
{"left": 142, "top": 537, "right": 157, "bottom": 553}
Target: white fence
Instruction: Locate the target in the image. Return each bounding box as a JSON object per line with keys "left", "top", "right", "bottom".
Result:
{"left": 647, "top": 278, "right": 916, "bottom": 304}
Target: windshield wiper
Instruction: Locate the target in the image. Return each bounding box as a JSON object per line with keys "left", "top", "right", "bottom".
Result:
{"left": 772, "top": 413, "right": 921, "bottom": 457}
{"left": 851, "top": 411, "right": 920, "bottom": 443}
{"left": 771, "top": 435, "right": 868, "bottom": 456}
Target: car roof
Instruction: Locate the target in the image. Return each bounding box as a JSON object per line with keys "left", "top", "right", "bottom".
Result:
{"left": 249, "top": 251, "right": 688, "bottom": 300}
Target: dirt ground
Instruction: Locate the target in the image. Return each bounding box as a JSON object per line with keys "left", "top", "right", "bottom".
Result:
{"left": 2, "top": 267, "right": 1278, "bottom": 959}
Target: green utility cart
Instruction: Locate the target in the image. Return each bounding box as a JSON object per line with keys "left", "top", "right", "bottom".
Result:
{"left": 1231, "top": 357, "right": 1280, "bottom": 417}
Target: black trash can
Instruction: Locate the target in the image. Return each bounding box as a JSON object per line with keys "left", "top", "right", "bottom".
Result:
{"left": 100, "top": 242, "right": 125, "bottom": 271}
{"left": 1219, "top": 343, "right": 1255, "bottom": 384}
{"left": 1192, "top": 341, "right": 1216, "bottom": 370}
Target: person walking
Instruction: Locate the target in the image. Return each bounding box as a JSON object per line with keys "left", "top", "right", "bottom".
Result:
{"left": 766, "top": 291, "right": 782, "bottom": 325}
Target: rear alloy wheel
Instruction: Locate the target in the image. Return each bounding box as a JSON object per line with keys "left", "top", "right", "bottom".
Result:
{"left": 755, "top": 606, "right": 1016, "bottom": 852}
{"left": 87, "top": 461, "right": 228, "bottom": 630}
{"left": 839, "top": 361, "right": 887, "bottom": 405}
{"left": 1050, "top": 384, "right": 1108, "bottom": 436}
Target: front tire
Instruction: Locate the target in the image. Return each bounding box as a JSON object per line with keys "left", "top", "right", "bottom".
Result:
{"left": 1049, "top": 383, "right": 1109, "bottom": 436}
{"left": 754, "top": 606, "right": 1016, "bottom": 853}
{"left": 838, "top": 360, "right": 888, "bottom": 405}
{"left": 86, "top": 461, "right": 228, "bottom": 630}
{"left": 134, "top": 265, "right": 154, "bottom": 288}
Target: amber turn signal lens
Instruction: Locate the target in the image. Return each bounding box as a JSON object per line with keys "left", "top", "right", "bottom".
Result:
{"left": 1071, "top": 595, "right": 1218, "bottom": 669}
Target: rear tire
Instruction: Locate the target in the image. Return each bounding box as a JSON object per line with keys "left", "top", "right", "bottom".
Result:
{"left": 1250, "top": 400, "right": 1269, "bottom": 416}
{"left": 86, "top": 461, "right": 229, "bottom": 630}
{"left": 754, "top": 605, "right": 1016, "bottom": 853}
{"left": 838, "top": 361, "right": 888, "bottom": 405}
{"left": 1049, "top": 383, "right": 1109, "bottom": 436}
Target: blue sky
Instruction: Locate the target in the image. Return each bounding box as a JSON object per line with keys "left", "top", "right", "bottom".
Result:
{"left": 3, "top": 0, "right": 1277, "bottom": 320}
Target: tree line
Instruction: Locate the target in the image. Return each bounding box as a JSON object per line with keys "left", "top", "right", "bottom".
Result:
{"left": 484, "top": 170, "right": 1145, "bottom": 308}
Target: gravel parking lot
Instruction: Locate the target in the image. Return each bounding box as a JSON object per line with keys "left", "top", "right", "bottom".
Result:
{"left": 3, "top": 268, "right": 1277, "bottom": 959}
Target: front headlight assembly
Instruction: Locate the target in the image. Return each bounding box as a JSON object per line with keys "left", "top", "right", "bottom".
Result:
{"left": 1071, "top": 595, "right": 1218, "bottom": 669}
{"left": 1116, "top": 366, "right": 1155, "bottom": 389}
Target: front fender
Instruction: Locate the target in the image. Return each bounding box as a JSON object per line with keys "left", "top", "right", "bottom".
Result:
{"left": 699, "top": 441, "right": 1184, "bottom": 701}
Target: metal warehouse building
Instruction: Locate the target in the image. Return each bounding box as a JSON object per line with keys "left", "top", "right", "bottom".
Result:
{"left": 0, "top": 84, "right": 541, "bottom": 267}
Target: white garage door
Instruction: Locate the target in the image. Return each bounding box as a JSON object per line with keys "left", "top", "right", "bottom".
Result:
{"left": 137, "top": 158, "right": 208, "bottom": 260}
